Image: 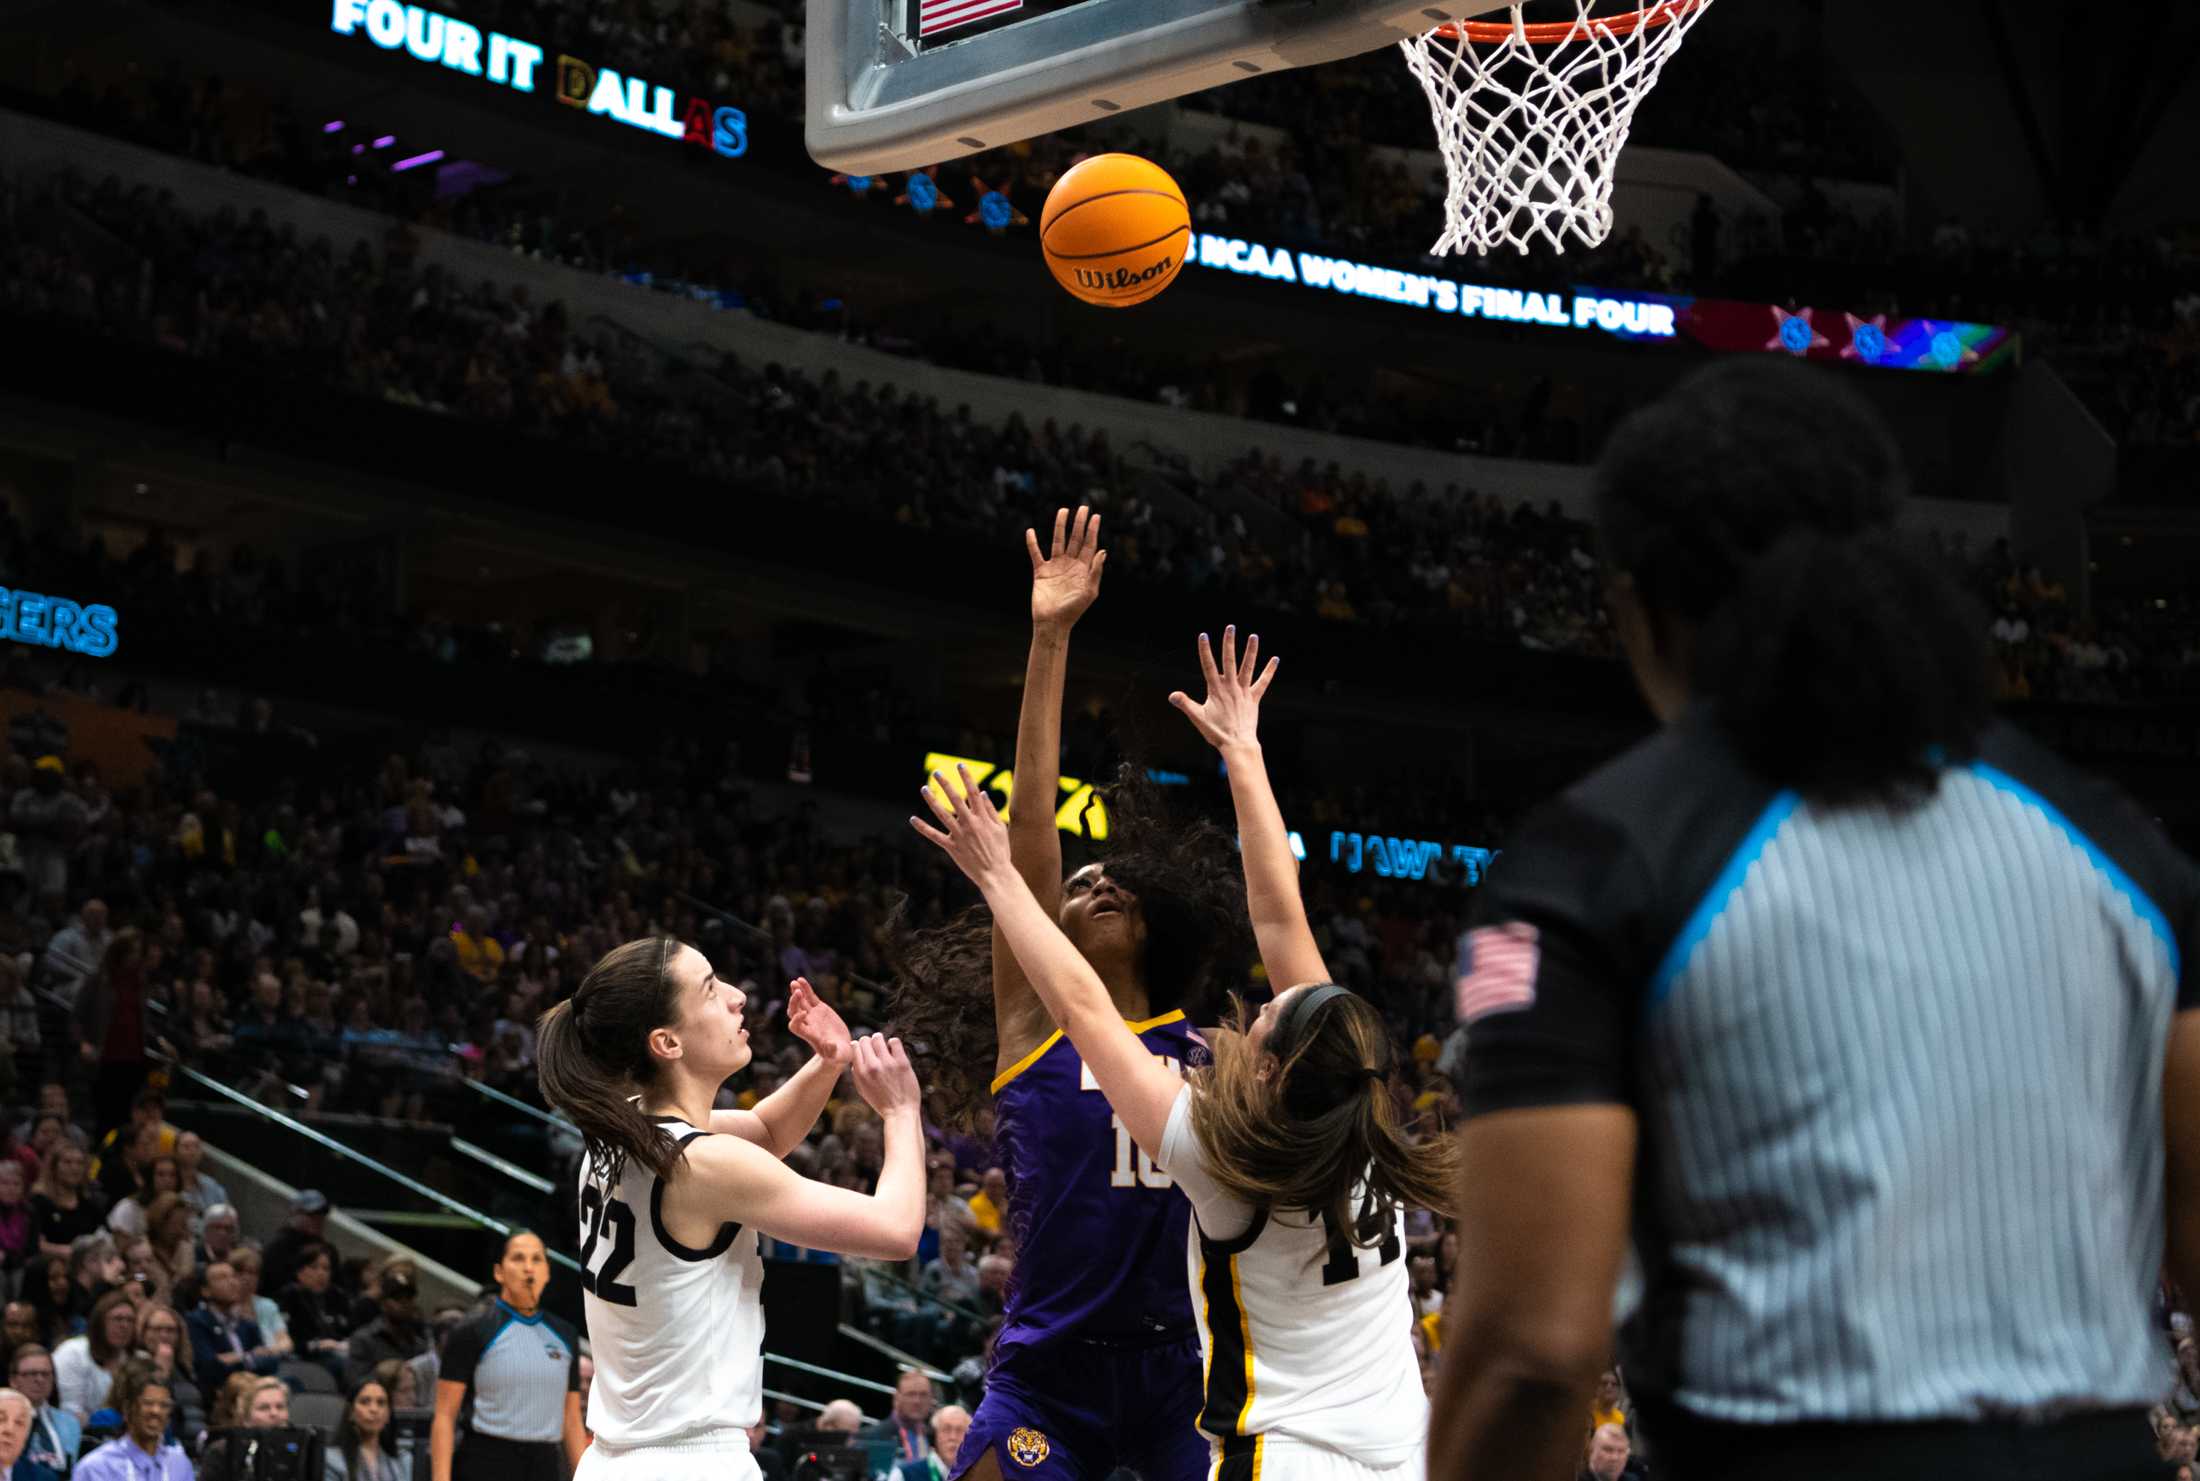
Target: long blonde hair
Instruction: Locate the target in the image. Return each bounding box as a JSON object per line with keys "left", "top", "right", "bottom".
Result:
{"left": 1187, "top": 990, "right": 1456, "bottom": 1261}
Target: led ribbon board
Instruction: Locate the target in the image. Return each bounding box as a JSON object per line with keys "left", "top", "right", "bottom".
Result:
{"left": 1188, "top": 233, "right": 2015, "bottom": 372}
{"left": 328, "top": 0, "right": 748, "bottom": 159}
{"left": 1329, "top": 831, "right": 1497, "bottom": 885}
{"left": 0, "top": 586, "right": 119, "bottom": 657}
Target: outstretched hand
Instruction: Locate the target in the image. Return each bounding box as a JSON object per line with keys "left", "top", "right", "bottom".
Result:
{"left": 786, "top": 977, "right": 853, "bottom": 1070}
{"left": 1169, "top": 625, "right": 1279, "bottom": 752}
{"left": 910, "top": 763, "right": 1016, "bottom": 890}
{"left": 1028, "top": 505, "right": 1106, "bottom": 630}
{"left": 849, "top": 1033, "right": 921, "bottom": 1117}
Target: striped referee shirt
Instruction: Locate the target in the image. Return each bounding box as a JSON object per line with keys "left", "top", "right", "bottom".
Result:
{"left": 440, "top": 1301, "right": 581, "bottom": 1444}
{"left": 1457, "top": 712, "right": 2198, "bottom": 1425}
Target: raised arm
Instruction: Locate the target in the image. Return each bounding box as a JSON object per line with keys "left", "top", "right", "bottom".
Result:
{"left": 710, "top": 978, "right": 852, "bottom": 1156}
{"left": 677, "top": 1034, "right": 926, "bottom": 1260}
{"left": 1170, "top": 627, "right": 1329, "bottom": 993}
{"left": 916, "top": 767, "right": 1182, "bottom": 1159}
{"left": 988, "top": 507, "right": 1107, "bottom": 1071}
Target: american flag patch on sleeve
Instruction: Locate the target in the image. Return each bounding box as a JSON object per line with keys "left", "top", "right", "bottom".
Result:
{"left": 1455, "top": 922, "right": 1541, "bottom": 1024}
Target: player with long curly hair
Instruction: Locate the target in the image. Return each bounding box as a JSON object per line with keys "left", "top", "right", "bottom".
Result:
{"left": 915, "top": 628, "right": 1455, "bottom": 1481}
{"left": 889, "top": 509, "right": 1246, "bottom": 1481}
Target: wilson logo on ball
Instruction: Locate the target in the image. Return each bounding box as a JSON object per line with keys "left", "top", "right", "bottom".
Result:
{"left": 1074, "top": 257, "right": 1175, "bottom": 293}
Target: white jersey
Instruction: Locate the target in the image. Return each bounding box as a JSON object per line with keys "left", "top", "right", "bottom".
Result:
{"left": 579, "top": 1116, "right": 766, "bottom": 1447}
{"left": 1160, "top": 1089, "right": 1426, "bottom": 1470}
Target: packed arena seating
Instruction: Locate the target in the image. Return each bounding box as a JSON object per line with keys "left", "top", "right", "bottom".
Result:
{"left": 15, "top": 35, "right": 2200, "bottom": 495}
{"left": 0, "top": 594, "right": 2194, "bottom": 1467}
{"left": 6, "top": 156, "right": 2196, "bottom": 704}
{"left": 0, "top": 584, "right": 1499, "bottom": 1402}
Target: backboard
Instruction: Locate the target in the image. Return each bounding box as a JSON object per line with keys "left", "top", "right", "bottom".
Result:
{"left": 805, "top": 0, "right": 1511, "bottom": 174}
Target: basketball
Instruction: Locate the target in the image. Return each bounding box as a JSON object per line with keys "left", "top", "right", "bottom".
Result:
{"left": 1040, "top": 153, "right": 1191, "bottom": 309}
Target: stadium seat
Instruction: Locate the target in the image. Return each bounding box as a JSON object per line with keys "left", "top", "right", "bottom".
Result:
{"left": 281, "top": 1360, "right": 339, "bottom": 1395}
{"left": 288, "top": 1393, "right": 348, "bottom": 1435}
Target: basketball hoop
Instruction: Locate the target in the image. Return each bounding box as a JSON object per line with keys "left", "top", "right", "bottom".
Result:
{"left": 1401, "top": 0, "right": 1714, "bottom": 257}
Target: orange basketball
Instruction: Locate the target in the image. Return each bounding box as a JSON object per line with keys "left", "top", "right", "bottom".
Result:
{"left": 1040, "top": 154, "right": 1191, "bottom": 309}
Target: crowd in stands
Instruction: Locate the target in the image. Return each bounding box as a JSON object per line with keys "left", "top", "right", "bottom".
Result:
{"left": 10, "top": 156, "right": 2200, "bottom": 700}
{"left": 19, "top": 26, "right": 2200, "bottom": 473}
{"left": 0, "top": 1070, "right": 520, "bottom": 1481}
{"left": 0, "top": 564, "right": 1507, "bottom": 1452}
{"left": 0, "top": 604, "right": 2192, "bottom": 1475}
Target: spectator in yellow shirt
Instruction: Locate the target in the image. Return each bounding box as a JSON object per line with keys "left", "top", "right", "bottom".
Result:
{"left": 1588, "top": 1367, "right": 1631, "bottom": 1436}
{"left": 451, "top": 907, "right": 504, "bottom": 983}
{"left": 966, "top": 1167, "right": 1007, "bottom": 1242}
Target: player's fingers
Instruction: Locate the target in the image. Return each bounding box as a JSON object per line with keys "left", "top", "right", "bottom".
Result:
{"left": 1092, "top": 549, "right": 1105, "bottom": 585}
{"left": 1239, "top": 632, "right": 1259, "bottom": 685}
{"left": 1071, "top": 504, "right": 1089, "bottom": 553}
{"left": 1082, "top": 512, "right": 1102, "bottom": 561}
{"left": 921, "top": 778, "right": 957, "bottom": 822}
{"left": 1221, "top": 624, "right": 1239, "bottom": 682}
{"left": 955, "top": 765, "right": 990, "bottom": 822}
{"left": 1025, "top": 528, "right": 1043, "bottom": 571}
{"left": 1050, "top": 507, "right": 1068, "bottom": 559}
{"left": 1196, "top": 631, "right": 1220, "bottom": 688}
{"left": 1251, "top": 656, "right": 1280, "bottom": 699}
{"left": 910, "top": 817, "right": 951, "bottom": 849}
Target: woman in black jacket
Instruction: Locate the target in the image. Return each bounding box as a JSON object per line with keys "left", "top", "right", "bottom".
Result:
{"left": 276, "top": 1241, "right": 346, "bottom": 1380}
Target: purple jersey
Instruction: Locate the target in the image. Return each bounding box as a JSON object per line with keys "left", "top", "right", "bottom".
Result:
{"left": 989, "top": 1009, "right": 1205, "bottom": 1356}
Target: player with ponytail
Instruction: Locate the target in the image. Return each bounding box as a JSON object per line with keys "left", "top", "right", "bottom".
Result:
{"left": 914, "top": 627, "right": 1453, "bottom": 1481}
{"left": 536, "top": 941, "right": 925, "bottom": 1481}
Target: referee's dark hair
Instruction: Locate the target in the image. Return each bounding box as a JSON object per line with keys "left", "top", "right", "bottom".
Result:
{"left": 1594, "top": 357, "right": 1990, "bottom": 806}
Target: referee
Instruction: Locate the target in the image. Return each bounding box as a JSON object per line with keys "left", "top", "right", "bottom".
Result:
{"left": 1429, "top": 359, "right": 2198, "bottom": 1481}
{"left": 432, "top": 1232, "right": 588, "bottom": 1481}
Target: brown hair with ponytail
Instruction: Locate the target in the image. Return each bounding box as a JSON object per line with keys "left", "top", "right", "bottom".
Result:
{"left": 536, "top": 936, "right": 687, "bottom": 1189}
{"left": 1187, "top": 988, "right": 1456, "bottom": 1262}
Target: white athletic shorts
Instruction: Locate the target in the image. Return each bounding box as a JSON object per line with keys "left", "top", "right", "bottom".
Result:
{"left": 577, "top": 1430, "right": 760, "bottom": 1481}
{"left": 1210, "top": 1433, "right": 1426, "bottom": 1481}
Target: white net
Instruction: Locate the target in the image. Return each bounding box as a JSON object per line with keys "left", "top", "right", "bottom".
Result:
{"left": 1400, "top": 0, "right": 1714, "bottom": 257}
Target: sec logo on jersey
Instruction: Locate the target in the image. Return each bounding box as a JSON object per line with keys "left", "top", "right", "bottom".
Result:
{"left": 1005, "top": 1428, "right": 1051, "bottom": 1468}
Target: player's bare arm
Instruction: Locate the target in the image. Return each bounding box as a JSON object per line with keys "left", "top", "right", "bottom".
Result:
{"left": 671, "top": 1033, "right": 926, "bottom": 1260}
{"left": 1169, "top": 625, "right": 1329, "bottom": 995}
{"left": 1430, "top": 1103, "right": 1637, "bottom": 1481}
{"left": 916, "top": 763, "right": 1181, "bottom": 1158}
{"left": 992, "top": 504, "right": 1108, "bottom": 1073}
{"left": 710, "top": 977, "right": 851, "bottom": 1156}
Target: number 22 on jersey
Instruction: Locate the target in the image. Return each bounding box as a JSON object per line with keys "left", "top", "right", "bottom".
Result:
{"left": 579, "top": 1185, "right": 639, "bottom": 1305}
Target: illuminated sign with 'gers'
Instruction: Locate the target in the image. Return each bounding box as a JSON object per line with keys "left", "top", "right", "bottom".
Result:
{"left": 1, "top": 586, "right": 118, "bottom": 658}
{"left": 328, "top": 0, "right": 748, "bottom": 159}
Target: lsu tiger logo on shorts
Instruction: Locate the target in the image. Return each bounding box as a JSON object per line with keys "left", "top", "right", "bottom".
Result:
{"left": 1005, "top": 1428, "right": 1051, "bottom": 1468}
